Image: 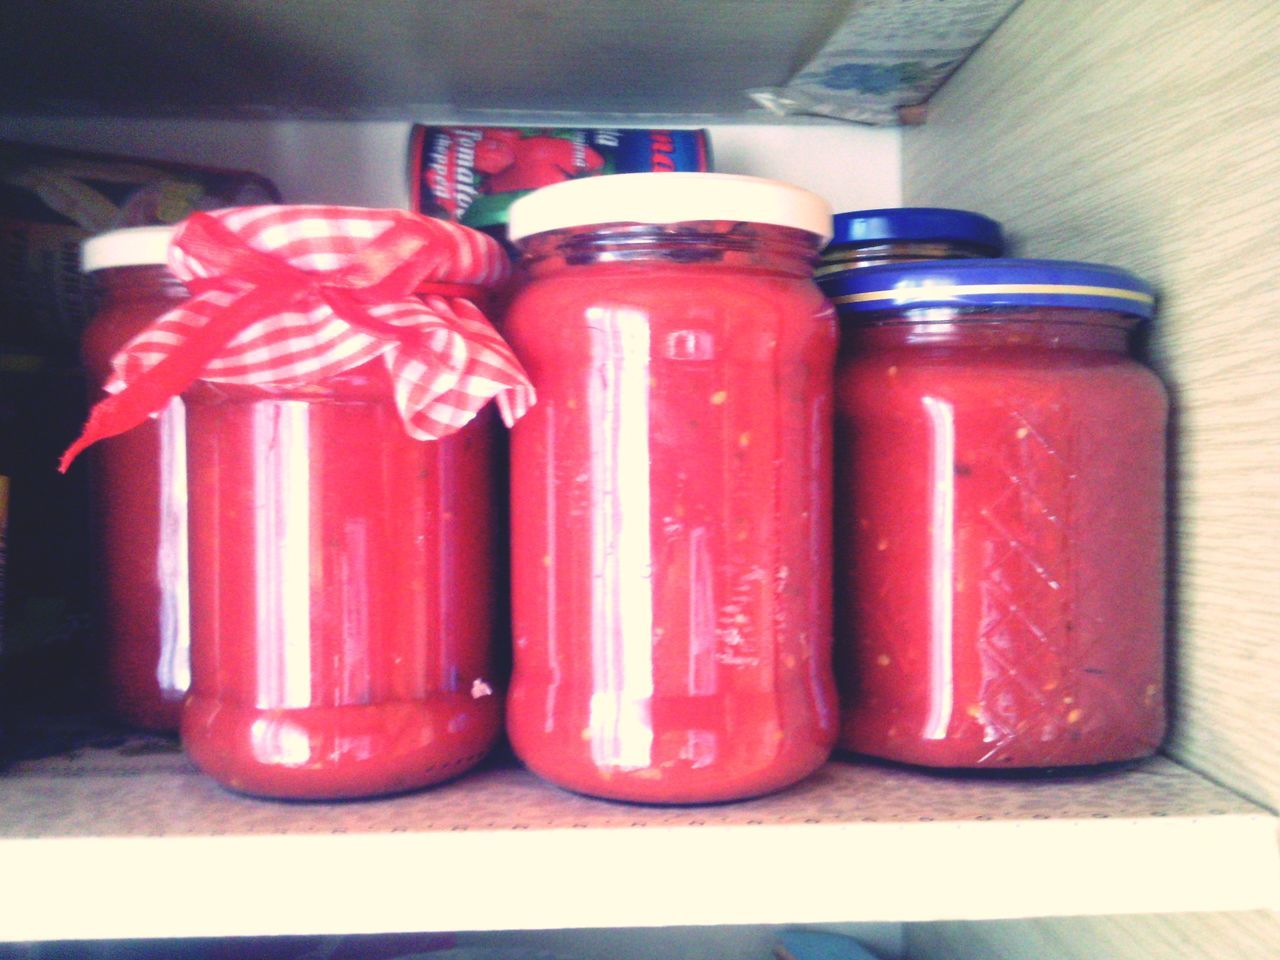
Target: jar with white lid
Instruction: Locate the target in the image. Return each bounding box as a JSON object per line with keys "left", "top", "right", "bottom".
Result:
{"left": 503, "top": 173, "right": 840, "bottom": 802}
{"left": 80, "top": 226, "right": 189, "bottom": 730}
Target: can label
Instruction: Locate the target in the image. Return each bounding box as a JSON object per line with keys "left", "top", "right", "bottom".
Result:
{"left": 410, "top": 126, "right": 710, "bottom": 234}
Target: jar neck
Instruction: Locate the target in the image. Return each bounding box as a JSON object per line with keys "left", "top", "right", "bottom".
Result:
{"left": 93, "top": 265, "right": 190, "bottom": 305}
{"left": 841, "top": 307, "right": 1136, "bottom": 353}
{"left": 821, "top": 241, "right": 987, "bottom": 270}
{"left": 518, "top": 221, "right": 823, "bottom": 279}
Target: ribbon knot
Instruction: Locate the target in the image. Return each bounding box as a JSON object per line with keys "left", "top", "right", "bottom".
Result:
{"left": 60, "top": 205, "right": 533, "bottom": 472}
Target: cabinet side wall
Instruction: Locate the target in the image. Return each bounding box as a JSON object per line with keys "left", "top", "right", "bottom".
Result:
{"left": 903, "top": 1, "right": 1280, "bottom": 955}
{"left": 902, "top": 0, "right": 1280, "bottom": 811}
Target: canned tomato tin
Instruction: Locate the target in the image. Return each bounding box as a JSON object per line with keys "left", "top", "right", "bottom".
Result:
{"left": 410, "top": 125, "right": 711, "bottom": 248}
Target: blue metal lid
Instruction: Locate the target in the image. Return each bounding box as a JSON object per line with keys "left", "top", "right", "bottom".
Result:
{"left": 828, "top": 207, "right": 1003, "bottom": 254}
{"left": 828, "top": 258, "right": 1156, "bottom": 319}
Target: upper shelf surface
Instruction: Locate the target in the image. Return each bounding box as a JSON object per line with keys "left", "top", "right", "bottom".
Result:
{"left": 0, "top": 732, "right": 1276, "bottom": 940}
{"left": 0, "top": 0, "right": 850, "bottom": 120}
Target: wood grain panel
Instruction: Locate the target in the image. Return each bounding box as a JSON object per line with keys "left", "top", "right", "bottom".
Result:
{"left": 903, "top": 0, "right": 1280, "bottom": 810}
{"left": 909, "top": 912, "right": 1280, "bottom": 960}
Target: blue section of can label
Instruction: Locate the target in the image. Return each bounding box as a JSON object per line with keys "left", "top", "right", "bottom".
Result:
{"left": 612, "top": 129, "right": 710, "bottom": 175}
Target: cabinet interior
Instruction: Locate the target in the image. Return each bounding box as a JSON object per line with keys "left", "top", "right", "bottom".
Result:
{"left": 0, "top": 0, "right": 1277, "bottom": 957}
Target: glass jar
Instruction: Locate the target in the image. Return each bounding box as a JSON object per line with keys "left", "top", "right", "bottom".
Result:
{"left": 81, "top": 227, "right": 189, "bottom": 730}
{"left": 502, "top": 173, "right": 839, "bottom": 803}
{"left": 104, "top": 206, "right": 525, "bottom": 802}
{"left": 181, "top": 355, "right": 501, "bottom": 801}
{"left": 829, "top": 258, "right": 1167, "bottom": 768}
{"left": 815, "top": 207, "right": 1002, "bottom": 298}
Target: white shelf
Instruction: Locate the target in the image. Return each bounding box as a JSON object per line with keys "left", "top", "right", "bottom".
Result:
{"left": 1, "top": 737, "right": 1276, "bottom": 941}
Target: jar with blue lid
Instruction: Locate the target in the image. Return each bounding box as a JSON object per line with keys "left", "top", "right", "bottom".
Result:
{"left": 830, "top": 258, "right": 1167, "bottom": 769}
{"left": 816, "top": 207, "right": 1003, "bottom": 297}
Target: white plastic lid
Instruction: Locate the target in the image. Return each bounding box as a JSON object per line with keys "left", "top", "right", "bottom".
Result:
{"left": 81, "top": 225, "right": 176, "bottom": 272}
{"left": 506, "top": 172, "right": 834, "bottom": 244}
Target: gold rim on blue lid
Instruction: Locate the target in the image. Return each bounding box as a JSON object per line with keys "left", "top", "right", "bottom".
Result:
{"left": 831, "top": 282, "right": 1156, "bottom": 307}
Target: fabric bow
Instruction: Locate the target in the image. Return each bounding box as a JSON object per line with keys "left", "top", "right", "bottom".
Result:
{"left": 60, "top": 205, "right": 534, "bottom": 471}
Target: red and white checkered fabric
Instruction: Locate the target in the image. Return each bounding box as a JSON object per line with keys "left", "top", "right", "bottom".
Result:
{"left": 61, "top": 205, "right": 534, "bottom": 470}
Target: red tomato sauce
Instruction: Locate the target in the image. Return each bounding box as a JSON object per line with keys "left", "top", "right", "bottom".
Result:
{"left": 834, "top": 304, "right": 1167, "bottom": 768}
{"left": 180, "top": 364, "right": 501, "bottom": 798}
{"left": 503, "top": 217, "right": 839, "bottom": 803}
{"left": 82, "top": 259, "right": 190, "bottom": 730}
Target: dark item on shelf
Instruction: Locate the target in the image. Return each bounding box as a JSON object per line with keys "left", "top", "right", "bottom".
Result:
{"left": 0, "top": 352, "right": 96, "bottom": 729}
{"left": 0, "top": 140, "right": 280, "bottom": 352}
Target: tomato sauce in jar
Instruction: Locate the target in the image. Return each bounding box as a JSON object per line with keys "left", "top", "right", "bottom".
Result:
{"left": 81, "top": 227, "right": 189, "bottom": 730}
{"left": 181, "top": 372, "right": 501, "bottom": 798}
{"left": 63, "top": 208, "right": 524, "bottom": 799}
{"left": 830, "top": 259, "right": 1167, "bottom": 768}
{"left": 502, "top": 173, "right": 839, "bottom": 802}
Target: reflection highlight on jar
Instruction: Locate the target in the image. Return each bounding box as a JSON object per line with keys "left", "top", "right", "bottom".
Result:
{"left": 250, "top": 715, "right": 312, "bottom": 767}
{"left": 685, "top": 526, "right": 717, "bottom": 698}
{"left": 338, "top": 516, "right": 372, "bottom": 704}
{"left": 252, "top": 400, "right": 313, "bottom": 710}
{"left": 921, "top": 394, "right": 956, "bottom": 741}
{"left": 585, "top": 306, "right": 655, "bottom": 771}
{"left": 156, "top": 397, "right": 191, "bottom": 697}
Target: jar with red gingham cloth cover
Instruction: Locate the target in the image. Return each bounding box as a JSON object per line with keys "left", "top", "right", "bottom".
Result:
{"left": 502, "top": 174, "right": 838, "bottom": 803}
{"left": 63, "top": 206, "right": 534, "bottom": 799}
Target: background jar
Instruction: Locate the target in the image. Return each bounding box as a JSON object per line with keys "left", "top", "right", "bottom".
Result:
{"left": 503, "top": 173, "right": 840, "bottom": 803}
{"left": 815, "top": 207, "right": 1003, "bottom": 299}
{"left": 81, "top": 226, "right": 189, "bottom": 731}
{"left": 829, "top": 258, "right": 1167, "bottom": 769}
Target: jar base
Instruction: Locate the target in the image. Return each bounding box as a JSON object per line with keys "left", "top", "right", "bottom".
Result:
{"left": 511, "top": 732, "right": 833, "bottom": 805}
{"left": 834, "top": 747, "right": 1155, "bottom": 780}
{"left": 182, "top": 693, "right": 501, "bottom": 800}
{"left": 521, "top": 757, "right": 831, "bottom": 805}
{"left": 836, "top": 728, "right": 1162, "bottom": 771}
